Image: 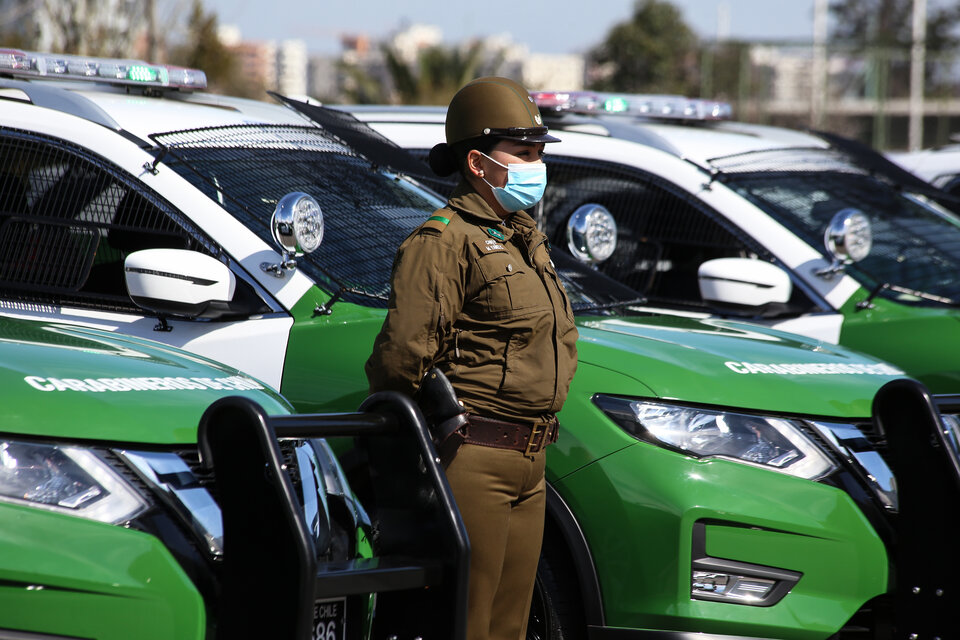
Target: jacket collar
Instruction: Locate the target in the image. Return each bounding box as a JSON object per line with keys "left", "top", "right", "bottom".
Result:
{"left": 448, "top": 181, "right": 502, "bottom": 224}
{"left": 447, "top": 181, "right": 539, "bottom": 236}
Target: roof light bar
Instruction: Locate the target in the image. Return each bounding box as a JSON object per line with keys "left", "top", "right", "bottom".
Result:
{"left": 532, "top": 91, "right": 602, "bottom": 113}
{"left": 0, "top": 49, "right": 207, "bottom": 91}
{"left": 531, "top": 90, "right": 733, "bottom": 121}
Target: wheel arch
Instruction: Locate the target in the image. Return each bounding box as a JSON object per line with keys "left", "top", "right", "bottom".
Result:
{"left": 544, "top": 481, "right": 605, "bottom": 627}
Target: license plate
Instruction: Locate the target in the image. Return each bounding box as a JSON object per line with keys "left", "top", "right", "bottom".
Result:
{"left": 312, "top": 598, "right": 346, "bottom": 640}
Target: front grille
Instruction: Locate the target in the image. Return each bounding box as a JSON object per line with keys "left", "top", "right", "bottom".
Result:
{"left": 831, "top": 595, "right": 893, "bottom": 640}
{"left": 175, "top": 447, "right": 216, "bottom": 497}
{"left": 100, "top": 448, "right": 156, "bottom": 508}
{"left": 173, "top": 441, "right": 304, "bottom": 507}
{"left": 848, "top": 419, "right": 886, "bottom": 449}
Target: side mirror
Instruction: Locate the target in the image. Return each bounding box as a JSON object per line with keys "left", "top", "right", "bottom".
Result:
{"left": 566, "top": 204, "right": 618, "bottom": 265}
{"left": 125, "top": 249, "right": 236, "bottom": 321}
{"left": 698, "top": 258, "right": 792, "bottom": 308}
{"left": 817, "top": 208, "right": 872, "bottom": 279}
{"left": 261, "top": 192, "right": 324, "bottom": 277}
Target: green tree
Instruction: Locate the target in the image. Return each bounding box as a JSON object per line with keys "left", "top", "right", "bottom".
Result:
{"left": 342, "top": 41, "right": 493, "bottom": 105}
{"left": 587, "top": 0, "right": 699, "bottom": 95}
{"left": 830, "top": 0, "right": 960, "bottom": 50}
{"left": 830, "top": 0, "right": 960, "bottom": 95}
{"left": 0, "top": 0, "right": 147, "bottom": 56}
{"left": 167, "top": 0, "right": 244, "bottom": 96}
{"left": 385, "top": 41, "right": 489, "bottom": 105}
{"left": 338, "top": 61, "right": 390, "bottom": 104}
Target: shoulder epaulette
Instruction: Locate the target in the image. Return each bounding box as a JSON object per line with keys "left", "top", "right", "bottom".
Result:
{"left": 422, "top": 214, "right": 452, "bottom": 234}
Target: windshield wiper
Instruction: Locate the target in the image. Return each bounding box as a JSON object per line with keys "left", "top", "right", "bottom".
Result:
{"left": 572, "top": 297, "right": 648, "bottom": 314}
{"left": 856, "top": 282, "right": 960, "bottom": 310}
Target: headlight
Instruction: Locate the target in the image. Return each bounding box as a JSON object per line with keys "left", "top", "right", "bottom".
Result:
{"left": 595, "top": 396, "right": 837, "bottom": 480}
{"left": 0, "top": 440, "right": 148, "bottom": 524}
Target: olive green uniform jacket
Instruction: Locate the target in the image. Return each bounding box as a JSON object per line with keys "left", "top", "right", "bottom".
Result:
{"left": 366, "top": 182, "right": 579, "bottom": 425}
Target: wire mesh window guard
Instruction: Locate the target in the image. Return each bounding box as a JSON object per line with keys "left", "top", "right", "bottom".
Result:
{"left": 0, "top": 128, "right": 212, "bottom": 312}
{"left": 152, "top": 124, "right": 444, "bottom": 308}
{"left": 406, "top": 148, "right": 785, "bottom": 312}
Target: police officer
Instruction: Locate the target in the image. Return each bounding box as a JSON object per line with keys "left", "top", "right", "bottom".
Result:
{"left": 365, "top": 76, "right": 578, "bottom": 640}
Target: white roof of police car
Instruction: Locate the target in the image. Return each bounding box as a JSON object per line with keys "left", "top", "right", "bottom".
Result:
{"left": 1, "top": 78, "right": 310, "bottom": 142}
{"left": 888, "top": 144, "right": 960, "bottom": 186}
{"left": 342, "top": 105, "right": 831, "bottom": 171}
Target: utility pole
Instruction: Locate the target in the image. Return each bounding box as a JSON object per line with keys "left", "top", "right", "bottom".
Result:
{"left": 146, "top": 0, "right": 158, "bottom": 61}
{"left": 811, "top": 0, "right": 828, "bottom": 129}
{"left": 908, "top": 0, "right": 927, "bottom": 151}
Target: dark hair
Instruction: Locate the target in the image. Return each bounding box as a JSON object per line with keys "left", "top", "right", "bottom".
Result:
{"left": 428, "top": 137, "right": 501, "bottom": 178}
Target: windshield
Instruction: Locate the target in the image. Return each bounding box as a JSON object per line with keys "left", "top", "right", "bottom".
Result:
{"left": 725, "top": 169, "right": 960, "bottom": 304}
{"left": 156, "top": 124, "right": 444, "bottom": 306}
{"left": 155, "top": 124, "right": 643, "bottom": 312}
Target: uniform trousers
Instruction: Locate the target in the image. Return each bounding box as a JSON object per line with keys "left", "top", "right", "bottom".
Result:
{"left": 444, "top": 443, "right": 546, "bottom": 640}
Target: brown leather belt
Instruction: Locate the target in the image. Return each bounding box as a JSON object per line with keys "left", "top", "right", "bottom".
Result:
{"left": 462, "top": 414, "right": 559, "bottom": 456}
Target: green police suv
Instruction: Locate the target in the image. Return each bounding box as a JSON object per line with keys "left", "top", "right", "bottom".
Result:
{"left": 1, "top": 50, "right": 958, "bottom": 639}
{"left": 353, "top": 95, "right": 960, "bottom": 396}
{"left": 0, "top": 314, "right": 466, "bottom": 639}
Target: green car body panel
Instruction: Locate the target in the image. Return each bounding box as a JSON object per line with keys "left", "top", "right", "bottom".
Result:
{"left": 1, "top": 320, "right": 290, "bottom": 442}
{"left": 0, "top": 503, "right": 205, "bottom": 640}
{"left": 278, "top": 285, "right": 909, "bottom": 639}
{"left": 0, "top": 316, "right": 375, "bottom": 639}
{"left": 556, "top": 448, "right": 887, "bottom": 638}
{"left": 837, "top": 294, "right": 960, "bottom": 393}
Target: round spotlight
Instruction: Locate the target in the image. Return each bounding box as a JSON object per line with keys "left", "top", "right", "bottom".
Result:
{"left": 824, "top": 208, "right": 872, "bottom": 264}
{"left": 271, "top": 192, "right": 324, "bottom": 256}
{"left": 566, "top": 204, "right": 618, "bottom": 264}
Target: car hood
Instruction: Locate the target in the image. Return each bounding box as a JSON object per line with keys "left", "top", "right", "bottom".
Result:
{"left": 0, "top": 318, "right": 290, "bottom": 444}
{"left": 574, "top": 313, "right": 904, "bottom": 418}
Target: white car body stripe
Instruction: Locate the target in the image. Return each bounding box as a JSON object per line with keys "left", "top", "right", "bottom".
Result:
{"left": 0, "top": 304, "right": 291, "bottom": 391}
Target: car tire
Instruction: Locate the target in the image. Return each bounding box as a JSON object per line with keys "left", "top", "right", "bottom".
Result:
{"left": 526, "top": 537, "right": 586, "bottom": 640}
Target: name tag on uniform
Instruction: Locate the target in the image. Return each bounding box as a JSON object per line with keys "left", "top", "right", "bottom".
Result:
{"left": 475, "top": 240, "right": 507, "bottom": 254}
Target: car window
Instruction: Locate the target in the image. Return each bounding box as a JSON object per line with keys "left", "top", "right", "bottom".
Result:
{"left": 0, "top": 128, "right": 231, "bottom": 312}
{"left": 158, "top": 125, "right": 658, "bottom": 315}
{"left": 155, "top": 124, "right": 446, "bottom": 308}
{"left": 406, "top": 147, "right": 823, "bottom": 316}
{"left": 541, "top": 156, "right": 767, "bottom": 307}
{"left": 728, "top": 170, "right": 960, "bottom": 304}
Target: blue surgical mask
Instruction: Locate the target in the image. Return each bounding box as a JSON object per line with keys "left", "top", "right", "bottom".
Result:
{"left": 480, "top": 153, "right": 547, "bottom": 212}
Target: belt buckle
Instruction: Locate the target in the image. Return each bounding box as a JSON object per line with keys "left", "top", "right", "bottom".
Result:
{"left": 524, "top": 423, "right": 545, "bottom": 456}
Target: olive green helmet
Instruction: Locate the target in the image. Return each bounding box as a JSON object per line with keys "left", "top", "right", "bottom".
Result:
{"left": 445, "top": 76, "right": 560, "bottom": 146}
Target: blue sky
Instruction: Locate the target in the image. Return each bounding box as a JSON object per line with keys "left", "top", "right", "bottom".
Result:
{"left": 203, "top": 0, "right": 821, "bottom": 55}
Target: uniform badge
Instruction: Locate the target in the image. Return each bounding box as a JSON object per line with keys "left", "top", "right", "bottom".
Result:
{"left": 485, "top": 227, "right": 505, "bottom": 241}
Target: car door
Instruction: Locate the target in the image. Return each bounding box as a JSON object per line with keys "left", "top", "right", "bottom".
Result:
{"left": 0, "top": 126, "right": 293, "bottom": 390}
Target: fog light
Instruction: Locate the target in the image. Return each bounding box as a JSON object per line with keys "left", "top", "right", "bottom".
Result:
{"left": 692, "top": 571, "right": 776, "bottom": 603}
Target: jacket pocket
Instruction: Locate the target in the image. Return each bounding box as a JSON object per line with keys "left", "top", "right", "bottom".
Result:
{"left": 476, "top": 253, "right": 547, "bottom": 317}
{"left": 498, "top": 330, "right": 550, "bottom": 404}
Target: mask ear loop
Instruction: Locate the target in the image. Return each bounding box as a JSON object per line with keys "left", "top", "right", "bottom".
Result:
{"left": 467, "top": 149, "right": 489, "bottom": 180}
{"left": 479, "top": 151, "right": 508, "bottom": 170}
{"left": 471, "top": 151, "right": 502, "bottom": 193}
